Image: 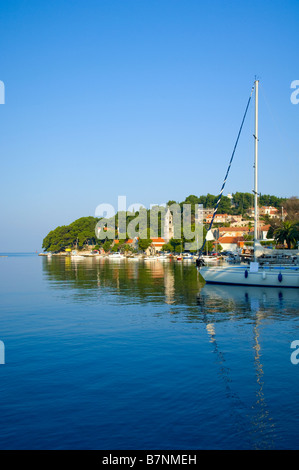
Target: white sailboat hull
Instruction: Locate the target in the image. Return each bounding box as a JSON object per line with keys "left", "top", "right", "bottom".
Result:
{"left": 200, "top": 265, "right": 299, "bottom": 288}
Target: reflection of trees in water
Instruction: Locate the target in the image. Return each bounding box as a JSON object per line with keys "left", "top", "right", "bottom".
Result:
{"left": 42, "top": 258, "right": 298, "bottom": 448}
{"left": 42, "top": 257, "right": 203, "bottom": 306}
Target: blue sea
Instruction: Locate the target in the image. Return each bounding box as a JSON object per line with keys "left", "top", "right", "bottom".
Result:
{"left": 0, "top": 253, "right": 298, "bottom": 450}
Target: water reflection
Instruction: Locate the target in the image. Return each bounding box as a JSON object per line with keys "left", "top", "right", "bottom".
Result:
{"left": 43, "top": 256, "right": 299, "bottom": 318}
{"left": 40, "top": 257, "right": 299, "bottom": 449}
{"left": 197, "top": 284, "right": 299, "bottom": 449}
{"left": 197, "top": 284, "right": 299, "bottom": 321}
{"left": 42, "top": 256, "right": 203, "bottom": 306}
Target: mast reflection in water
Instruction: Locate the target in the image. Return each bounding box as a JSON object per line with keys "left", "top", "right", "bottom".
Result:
{"left": 197, "top": 284, "right": 299, "bottom": 449}
{"left": 0, "top": 254, "right": 298, "bottom": 449}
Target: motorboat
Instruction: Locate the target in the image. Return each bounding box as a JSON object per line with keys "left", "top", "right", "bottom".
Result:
{"left": 108, "top": 252, "right": 125, "bottom": 259}
{"left": 157, "top": 253, "right": 169, "bottom": 260}
{"left": 182, "top": 253, "right": 193, "bottom": 261}
{"left": 71, "top": 250, "right": 85, "bottom": 260}
{"left": 200, "top": 254, "right": 220, "bottom": 264}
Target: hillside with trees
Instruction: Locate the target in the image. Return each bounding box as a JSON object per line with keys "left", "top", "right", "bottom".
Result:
{"left": 42, "top": 217, "right": 99, "bottom": 252}
{"left": 42, "top": 193, "right": 297, "bottom": 252}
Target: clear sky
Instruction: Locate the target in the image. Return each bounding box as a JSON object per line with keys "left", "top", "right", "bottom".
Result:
{"left": 0, "top": 0, "right": 298, "bottom": 251}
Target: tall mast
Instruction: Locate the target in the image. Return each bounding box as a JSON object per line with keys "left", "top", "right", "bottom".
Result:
{"left": 254, "top": 79, "right": 259, "bottom": 261}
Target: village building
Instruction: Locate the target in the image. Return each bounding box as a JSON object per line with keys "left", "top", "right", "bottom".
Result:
{"left": 198, "top": 207, "right": 214, "bottom": 221}
{"left": 163, "top": 207, "right": 174, "bottom": 243}
{"left": 259, "top": 225, "right": 271, "bottom": 240}
{"left": 217, "top": 236, "right": 244, "bottom": 252}
{"left": 206, "top": 213, "right": 229, "bottom": 224}
{"left": 227, "top": 214, "right": 243, "bottom": 224}
{"left": 259, "top": 206, "right": 279, "bottom": 217}
{"left": 218, "top": 226, "right": 252, "bottom": 237}
{"left": 230, "top": 218, "right": 252, "bottom": 227}
{"left": 216, "top": 224, "right": 271, "bottom": 252}
{"left": 125, "top": 238, "right": 139, "bottom": 249}
{"left": 246, "top": 206, "right": 279, "bottom": 219}
{"left": 150, "top": 237, "right": 166, "bottom": 254}
{"left": 205, "top": 213, "right": 244, "bottom": 225}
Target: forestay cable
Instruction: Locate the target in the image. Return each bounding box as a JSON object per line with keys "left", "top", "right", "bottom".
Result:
{"left": 198, "top": 83, "right": 255, "bottom": 257}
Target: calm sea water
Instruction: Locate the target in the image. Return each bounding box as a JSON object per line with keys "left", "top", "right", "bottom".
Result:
{"left": 0, "top": 253, "right": 298, "bottom": 450}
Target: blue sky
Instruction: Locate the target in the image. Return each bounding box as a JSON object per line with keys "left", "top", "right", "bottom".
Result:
{"left": 0, "top": 0, "right": 298, "bottom": 251}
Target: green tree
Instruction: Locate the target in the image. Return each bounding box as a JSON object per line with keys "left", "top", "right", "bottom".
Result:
{"left": 217, "top": 196, "right": 231, "bottom": 213}
{"left": 232, "top": 192, "right": 253, "bottom": 215}
{"left": 138, "top": 238, "right": 152, "bottom": 252}
{"left": 259, "top": 194, "right": 286, "bottom": 209}
{"left": 161, "top": 242, "right": 173, "bottom": 252}
{"left": 110, "top": 244, "right": 120, "bottom": 252}
{"left": 167, "top": 200, "right": 178, "bottom": 206}
{"left": 274, "top": 221, "right": 299, "bottom": 249}
{"left": 42, "top": 225, "right": 72, "bottom": 252}
{"left": 183, "top": 195, "right": 200, "bottom": 205}
{"left": 42, "top": 217, "right": 99, "bottom": 252}
{"left": 169, "top": 238, "right": 183, "bottom": 253}
{"left": 102, "top": 240, "right": 113, "bottom": 252}
{"left": 284, "top": 197, "right": 299, "bottom": 222}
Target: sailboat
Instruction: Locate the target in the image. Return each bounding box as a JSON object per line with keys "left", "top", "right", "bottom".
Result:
{"left": 199, "top": 80, "right": 299, "bottom": 288}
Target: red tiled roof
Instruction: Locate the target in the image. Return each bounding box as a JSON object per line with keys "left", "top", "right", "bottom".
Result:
{"left": 219, "top": 227, "right": 250, "bottom": 232}
{"left": 218, "top": 236, "right": 244, "bottom": 243}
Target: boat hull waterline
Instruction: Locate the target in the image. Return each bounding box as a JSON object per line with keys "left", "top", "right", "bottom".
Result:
{"left": 200, "top": 265, "right": 299, "bottom": 288}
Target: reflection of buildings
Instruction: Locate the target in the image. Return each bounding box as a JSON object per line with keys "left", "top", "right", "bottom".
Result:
{"left": 43, "top": 255, "right": 201, "bottom": 308}
{"left": 112, "top": 265, "right": 120, "bottom": 290}
{"left": 126, "top": 261, "right": 139, "bottom": 280}
{"left": 164, "top": 265, "right": 175, "bottom": 305}
{"left": 145, "top": 260, "right": 164, "bottom": 279}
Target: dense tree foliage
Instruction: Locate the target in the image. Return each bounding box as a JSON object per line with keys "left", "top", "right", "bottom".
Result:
{"left": 284, "top": 197, "right": 299, "bottom": 222}
{"left": 137, "top": 238, "right": 153, "bottom": 252}
{"left": 42, "top": 217, "right": 99, "bottom": 252}
{"left": 266, "top": 197, "right": 299, "bottom": 245}
{"left": 259, "top": 194, "right": 286, "bottom": 208}
{"left": 42, "top": 193, "right": 295, "bottom": 252}
{"left": 274, "top": 221, "right": 299, "bottom": 249}
{"left": 180, "top": 192, "right": 286, "bottom": 216}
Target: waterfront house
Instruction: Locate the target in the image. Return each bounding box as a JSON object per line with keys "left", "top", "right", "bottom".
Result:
{"left": 217, "top": 236, "right": 244, "bottom": 252}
